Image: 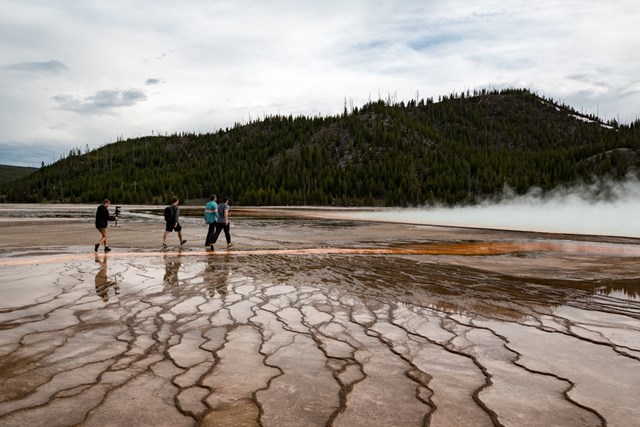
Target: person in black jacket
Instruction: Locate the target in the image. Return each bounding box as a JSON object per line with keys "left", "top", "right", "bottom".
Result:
{"left": 95, "top": 199, "right": 112, "bottom": 252}
{"left": 162, "top": 196, "right": 187, "bottom": 248}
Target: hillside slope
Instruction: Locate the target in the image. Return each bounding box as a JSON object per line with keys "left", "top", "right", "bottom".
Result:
{"left": 0, "top": 165, "right": 37, "bottom": 185}
{"left": 2, "top": 88, "right": 639, "bottom": 206}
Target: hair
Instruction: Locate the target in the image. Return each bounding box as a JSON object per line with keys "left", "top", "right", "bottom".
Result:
{"left": 171, "top": 196, "right": 179, "bottom": 203}
{"left": 222, "top": 196, "right": 229, "bottom": 203}
{"left": 210, "top": 194, "right": 217, "bottom": 200}
{"left": 103, "top": 199, "right": 110, "bottom": 205}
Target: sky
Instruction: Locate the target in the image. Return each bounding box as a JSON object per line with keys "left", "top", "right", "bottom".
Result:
{"left": 1, "top": 0, "right": 639, "bottom": 167}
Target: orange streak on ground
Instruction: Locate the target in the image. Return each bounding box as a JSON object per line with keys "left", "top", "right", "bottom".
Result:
{"left": 1, "top": 241, "right": 639, "bottom": 267}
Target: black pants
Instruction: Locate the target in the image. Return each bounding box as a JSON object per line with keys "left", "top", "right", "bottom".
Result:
{"left": 205, "top": 223, "right": 217, "bottom": 246}
{"left": 212, "top": 222, "right": 231, "bottom": 245}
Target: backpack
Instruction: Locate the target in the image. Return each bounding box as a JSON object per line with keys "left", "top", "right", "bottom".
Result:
{"left": 164, "top": 205, "right": 175, "bottom": 222}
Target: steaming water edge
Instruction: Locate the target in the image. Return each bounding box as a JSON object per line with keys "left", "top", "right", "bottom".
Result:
{"left": 334, "top": 181, "right": 640, "bottom": 238}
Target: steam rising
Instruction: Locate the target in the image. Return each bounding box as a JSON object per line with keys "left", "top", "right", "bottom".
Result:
{"left": 340, "top": 177, "right": 640, "bottom": 239}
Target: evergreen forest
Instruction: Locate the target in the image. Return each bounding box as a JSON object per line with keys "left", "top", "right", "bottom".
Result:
{"left": 2, "top": 88, "right": 639, "bottom": 206}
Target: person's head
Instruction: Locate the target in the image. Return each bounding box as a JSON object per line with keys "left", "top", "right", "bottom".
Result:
{"left": 222, "top": 196, "right": 229, "bottom": 203}
{"left": 210, "top": 194, "right": 217, "bottom": 201}
{"left": 103, "top": 199, "right": 111, "bottom": 206}
{"left": 172, "top": 196, "right": 179, "bottom": 205}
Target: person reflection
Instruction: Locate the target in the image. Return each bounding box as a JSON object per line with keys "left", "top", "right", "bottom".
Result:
{"left": 94, "top": 253, "right": 120, "bottom": 302}
{"left": 595, "top": 282, "right": 639, "bottom": 300}
{"left": 163, "top": 250, "right": 183, "bottom": 286}
{"left": 206, "top": 255, "right": 230, "bottom": 300}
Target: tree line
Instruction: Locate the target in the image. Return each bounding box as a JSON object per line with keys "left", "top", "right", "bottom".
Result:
{"left": 2, "top": 88, "right": 639, "bottom": 206}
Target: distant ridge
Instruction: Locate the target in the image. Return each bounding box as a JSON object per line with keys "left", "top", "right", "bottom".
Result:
{"left": 0, "top": 165, "right": 37, "bottom": 185}
{"left": 2, "top": 88, "right": 639, "bottom": 206}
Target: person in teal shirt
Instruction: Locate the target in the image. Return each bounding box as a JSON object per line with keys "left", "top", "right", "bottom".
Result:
{"left": 204, "top": 194, "right": 219, "bottom": 250}
{"left": 212, "top": 196, "right": 234, "bottom": 249}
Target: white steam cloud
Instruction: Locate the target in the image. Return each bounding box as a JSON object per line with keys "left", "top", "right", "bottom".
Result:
{"left": 338, "top": 176, "right": 640, "bottom": 239}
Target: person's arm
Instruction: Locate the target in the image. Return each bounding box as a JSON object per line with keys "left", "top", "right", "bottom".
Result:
{"left": 102, "top": 206, "right": 111, "bottom": 222}
{"left": 174, "top": 205, "right": 180, "bottom": 223}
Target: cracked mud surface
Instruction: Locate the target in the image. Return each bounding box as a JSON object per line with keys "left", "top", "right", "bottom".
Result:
{"left": 0, "top": 206, "right": 639, "bottom": 426}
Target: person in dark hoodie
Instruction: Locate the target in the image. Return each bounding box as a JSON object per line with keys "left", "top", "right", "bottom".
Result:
{"left": 162, "top": 196, "right": 187, "bottom": 248}
{"left": 94, "top": 199, "right": 112, "bottom": 252}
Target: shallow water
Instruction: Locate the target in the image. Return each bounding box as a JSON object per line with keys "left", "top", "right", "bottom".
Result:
{"left": 0, "top": 208, "right": 639, "bottom": 426}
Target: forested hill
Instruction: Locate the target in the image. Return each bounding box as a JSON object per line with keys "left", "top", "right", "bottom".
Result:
{"left": 2, "top": 88, "right": 639, "bottom": 206}
{"left": 0, "top": 165, "right": 37, "bottom": 184}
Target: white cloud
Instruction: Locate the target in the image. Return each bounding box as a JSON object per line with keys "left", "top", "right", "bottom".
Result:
{"left": 52, "top": 89, "right": 147, "bottom": 114}
{"left": 4, "top": 60, "right": 68, "bottom": 73}
{"left": 0, "top": 0, "right": 638, "bottom": 166}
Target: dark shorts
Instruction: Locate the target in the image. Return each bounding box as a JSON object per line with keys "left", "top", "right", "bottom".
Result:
{"left": 165, "top": 222, "right": 182, "bottom": 232}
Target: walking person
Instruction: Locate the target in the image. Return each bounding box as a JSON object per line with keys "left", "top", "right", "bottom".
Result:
{"left": 204, "top": 194, "right": 219, "bottom": 250}
{"left": 162, "top": 196, "right": 187, "bottom": 248}
{"left": 211, "top": 196, "right": 234, "bottom": 249}
{"left": 94, "top": 199, "right": 112, "bottom": 252}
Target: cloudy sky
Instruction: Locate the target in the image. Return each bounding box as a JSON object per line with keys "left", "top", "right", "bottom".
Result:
{"left": 1, "top": 0, "right": 639, "bottom": 167}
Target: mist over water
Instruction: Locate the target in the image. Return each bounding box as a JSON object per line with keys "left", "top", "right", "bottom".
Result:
{"left": 342, "top": 177, "right": 640, "bottom": 238}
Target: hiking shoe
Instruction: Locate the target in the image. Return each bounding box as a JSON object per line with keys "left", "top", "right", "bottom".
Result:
{"left": 94, "top": 243, "right": 100, "bottom": 252}
{"left": 227, "top": 242, "right": 234, "bottom": 248}
{"left": 180, "top": 240, "right": 187, "bottom": 245}
{"left": 104, "top": 247, "right": 112, "bottom": 252}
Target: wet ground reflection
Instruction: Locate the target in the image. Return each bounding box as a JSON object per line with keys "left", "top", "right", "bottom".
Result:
{"left": 1, "top": 236, "right": 639, "bottom": 427}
